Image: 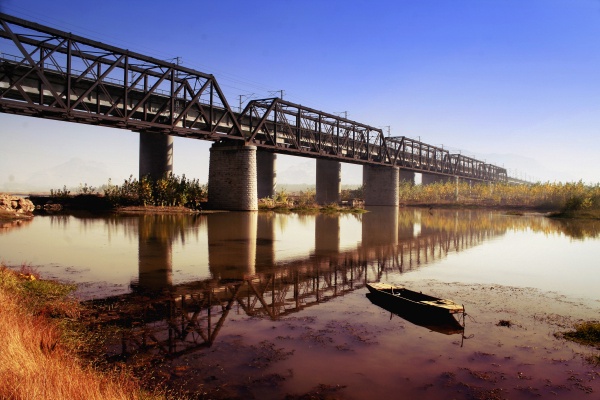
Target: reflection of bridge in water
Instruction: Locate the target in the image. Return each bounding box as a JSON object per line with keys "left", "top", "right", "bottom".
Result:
{"left": 88, "top": 208, "right": 506, "bottom": 358}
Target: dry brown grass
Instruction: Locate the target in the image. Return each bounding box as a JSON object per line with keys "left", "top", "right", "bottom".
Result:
{"left": 0, "top": 267, "right": 154, "bottom": 400}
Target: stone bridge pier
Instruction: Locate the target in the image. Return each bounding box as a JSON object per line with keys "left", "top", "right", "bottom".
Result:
{"left": 399, "top": 169, "right": 416, "bottom": 185}
{"left": 363, "top": 165, "right": 399, "bottom": 207}
{"left": 316, "top": 159, "right": 341, "bottom": 204}
{"left": 139, "top": 132, "right": 173, "bottom": 180}
{"left": 205, "top": 143, "right": 347, "bottom": 210}
{"left": 257, "top": 150, "right": 277, "bottom": 199}
{"left": 207, "top": 142, "right": 258, "bottom": 211}
{"left": 421, "top": 173, "right": 452, "bottom": 185}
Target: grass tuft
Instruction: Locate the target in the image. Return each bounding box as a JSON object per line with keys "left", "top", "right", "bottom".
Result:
{"left": 561, "top": 321, "right": 600, "bottom": 347}
{"left": 557, "top": 321, "right": 600, "bottom": 367}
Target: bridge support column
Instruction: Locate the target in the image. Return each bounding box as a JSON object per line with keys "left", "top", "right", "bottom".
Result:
{"left": 399, "top": 169, "right": 415, "bottom": 185}
{"left": 363, "top": 165, "right": 399, "bottom": 207}
{"left": 257, "top": 150, "right": 277, "bottom": 199}
{"left": 139, "top": 132, "right": 173, "bottom": 180}
{"left": 421, "top": 173, "right": 451, "bottom": 185}
{"left": 208, "top": 142, "right": 258, "bottom": 211}
{"left": 316, "top": 159, "right": 341, "bottom": 204}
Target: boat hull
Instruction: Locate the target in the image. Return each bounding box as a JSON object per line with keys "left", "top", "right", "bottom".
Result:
{"left": 366, "top": 293, "right": 464, "bottom": 335}
{"left": 366, "top": 282, "right": 464, "bottom": 316}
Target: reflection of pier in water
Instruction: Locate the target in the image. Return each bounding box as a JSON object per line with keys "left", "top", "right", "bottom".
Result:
{"left": 91, "top": 208, "right": 504, "bottom": 358}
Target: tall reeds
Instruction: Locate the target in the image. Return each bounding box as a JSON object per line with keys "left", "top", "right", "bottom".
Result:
{"left": 399, "top": 180, "right": 600, "bottom": 211}
{"left": 0, "top": 267, "right": 153, "bottom": 400}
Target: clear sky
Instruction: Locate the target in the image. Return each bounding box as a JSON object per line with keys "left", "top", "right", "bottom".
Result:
{"left": 1, "top": 0, "right": 599, "bottom": 192}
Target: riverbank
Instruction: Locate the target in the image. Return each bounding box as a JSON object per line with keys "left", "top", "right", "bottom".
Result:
{"left": 0, "top": 266, "right": 163, "bottom": 400}
{"left": 24, "top": 193, "right": 368, "bottom": 215}
{"left": 2, "top": 264, "right": 598, "bottom": 399}
{"left": 548, "top": 209, "right": 600, "bottom": 220}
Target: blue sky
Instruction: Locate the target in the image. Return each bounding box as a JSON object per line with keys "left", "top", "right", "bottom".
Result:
{"left": 1, "top": 0, "right": 599, "bottom": 191}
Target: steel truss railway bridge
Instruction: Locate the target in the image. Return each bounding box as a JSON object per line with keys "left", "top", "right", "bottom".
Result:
{"left": 0, "top": 13, "right": 527, "bottom": 210}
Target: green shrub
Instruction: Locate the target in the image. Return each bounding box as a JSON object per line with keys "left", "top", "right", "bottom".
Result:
{"left": 104, "top": 174, "right": 206, "bottom": 209}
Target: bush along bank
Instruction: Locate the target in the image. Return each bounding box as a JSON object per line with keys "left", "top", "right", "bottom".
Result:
{"left": 258, "top": 188, "right": 366, "bottom": 214}
{"left": 31, "top": 174, "right": 207, "bottom": 212}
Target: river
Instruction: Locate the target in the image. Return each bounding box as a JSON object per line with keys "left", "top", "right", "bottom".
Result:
{"left": 1, "top": 207, "right": 599, "bottom": 399}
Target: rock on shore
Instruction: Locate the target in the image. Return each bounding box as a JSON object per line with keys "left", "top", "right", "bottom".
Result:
{"left": 0, "top": 194, "right": 35, "bottom": 219}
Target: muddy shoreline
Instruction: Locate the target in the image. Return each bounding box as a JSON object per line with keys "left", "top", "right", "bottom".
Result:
{"left": 78, "top": 280, "right": 599, "bottom": 400}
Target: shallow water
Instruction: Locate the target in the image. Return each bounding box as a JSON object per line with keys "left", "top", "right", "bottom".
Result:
{"left": 1, "top": 208, "right": 599, "bottom": 398}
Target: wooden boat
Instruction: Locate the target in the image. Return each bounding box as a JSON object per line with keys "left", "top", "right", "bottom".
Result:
{"left": 366, "top": 282, "right": 464, "bottom": 316}
{"left": 366, "top": 292, "right": 464, "bottom": 335}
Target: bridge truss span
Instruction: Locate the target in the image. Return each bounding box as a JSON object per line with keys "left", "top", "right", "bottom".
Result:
{"left": 238, "top": 98, "right": 507, "bottom": 181}
{"left": 236, "top": 97, "right": 389, "bottom": 162}
{"left": 1, "top": 12, "right": 510, "bottom": 183}
{"left": 0, "top": 13, "right": 242, "bottom": 138}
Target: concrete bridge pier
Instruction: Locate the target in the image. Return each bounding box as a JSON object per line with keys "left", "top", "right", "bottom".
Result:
{"left": 399, "top": 169, "right": 416, "bottom": 185}
{"left": 363, "top": 165, "right": 399, "bottom": 207}
{"left": 139, "top": 132, "right": 173, "bottom": 180}
{"left": 316, "top": 159, "right": 341, "bottom": 204}
{"left": 208, "top": 142, "right": 258, "bottom": 211}
{"left": 257, "top": 150, "right": 277, "bottom": 199}
{"left": 421, "top": 173, "right": 451, "bottom": 185}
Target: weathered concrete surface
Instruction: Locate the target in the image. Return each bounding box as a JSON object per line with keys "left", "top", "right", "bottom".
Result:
{"left": 316, "top": 159, "right": 341, "bottom": 204}
{"left": 257, "top": 150, "right": 277, "bottom": 199}
{"left": 363, "top": 165, "right": 399, "bottom": 206}
{"left": 139, "top": 132, "right": 174, "bottom": 181}
{"left": 399, "top": 169, "right": 416, "bottom": 185}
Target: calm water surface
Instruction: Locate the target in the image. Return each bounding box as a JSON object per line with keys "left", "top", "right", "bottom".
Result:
{"left": 1, "top": 208, "right": 599, "bottom": 399}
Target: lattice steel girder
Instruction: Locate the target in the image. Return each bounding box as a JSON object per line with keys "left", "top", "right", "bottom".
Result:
{"left": 236, "top": 97, "right": 391, "bottom": 162}
{"left": 387, "top": 136, "right": 507, "bottom": 181}
{"left": 0, "top": 13, "right": 243, "bottom": 138}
